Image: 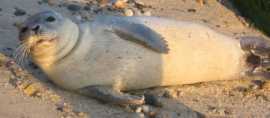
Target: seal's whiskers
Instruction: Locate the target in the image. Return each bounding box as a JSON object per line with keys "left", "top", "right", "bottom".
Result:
{"left": 14, "top": 42, "right": 30, "bottom": 66}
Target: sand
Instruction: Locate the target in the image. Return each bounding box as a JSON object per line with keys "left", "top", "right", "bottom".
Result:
{"left": 0, "top": 0, "right": 270, "bottom": 118}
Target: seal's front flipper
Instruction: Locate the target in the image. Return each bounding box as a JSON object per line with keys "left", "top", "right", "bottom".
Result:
{"left": 111, "top": 22, "right": 169, "bottom": 53}
{"left": 95, "top": 16, "right": 169, "bottom": 53}
{"left": 77, "top": 85, "right": 144, "bottom": 105}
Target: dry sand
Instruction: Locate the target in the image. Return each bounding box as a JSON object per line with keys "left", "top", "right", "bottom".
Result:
{"left": 0, "top": 0, "right": 270, "bottom": 118}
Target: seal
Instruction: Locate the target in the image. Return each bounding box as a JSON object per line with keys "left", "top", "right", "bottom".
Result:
{"left": 16, "top": 11, "right": 270, "bottom": 105}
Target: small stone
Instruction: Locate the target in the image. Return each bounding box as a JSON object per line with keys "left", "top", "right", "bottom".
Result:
{"left": 77, "top": 112, "right": 86, "bottom": 117}
{"left": 143, "top": 11, "right": 151, "bottom": 16}
{"left": 132, "top": 8, "right": 142, "bottom": 16}
{"left": 234, "top": 86, "right": 248, "bottom": 92}
{"left": 75, "top": 15, "right": 82, "bottom": 21}
{"left": 37, "top": 1, "right": 43, "bottom": 5}
{"left": 207, "top": 105, "right": 217, "bottom": 112}
{"left": 5, "top": 60, "right": 15, "bottom": 68}
{"left": 141, "top": 105, "right": 150, "bottom": 113}
{"left": 67, "top": 4, "right": 82, "bottom": 12}
{"left": 218, "top": 108, "right": 229, "bottom": 115}
{"left": 132, "top": 113, "right": 145, "bottom": 118}
{"left": 29, "top": 62, "right": 39, "bottom": 69}
{"left": 251, "top": 80, "right": 265, "bottom": 90}
{"left": 5, "top": 48, "right": 13, "bottom": 51}
{"left": 155, "top": 110, "right": 179, "bottom": 118}
{"left": 187, "top": 8, "right": 196, "bottom": 13}
{"left": 135, "top": 107, "right": 142, "bottom": 113}
{"left": 113, "top": 0, "right": 128, "bottom": 9}
{"left": 124, "top": 9, "right": 134, "bottom": 16}
{"left": 83, "top": 6, "right": 91, "bottom": 11}
{"left": 40, "top": 0, "right": 57, "bottom": 6}
{"left": 56, "top": 101, "right": 66, "bottom": 112}
{"left": 99, "top": 0, "right": 110, "bottom": 7}
{"left": 14, "top": 8, "right": 26, "bottom": 16}
{"left": 46, "top": 0, "right": 57, "bottom": 6}
{"left": 134, "top": 0, "right": 145, "bottom": 9}
{"left": 64, "top": 116, "right": 72, "bottom": 118}
{"left": 144, "top": 93, "right": 162, "bottom": 107}
{"left": 202, "top": 19, "right": 208, "bottom": 23}
{"left": 0, "top": 8, "right": 2, "bottom": 12}
{"left": 137, "top": 113, "right": 145, "bottom": 118}
{"left": 50, "top": 94, "right": 61, "bottom": 102}
{"left": 163, "top": 89, "right": 178, "bottom": 99}
{"left": 23, "top": 83, "right": 40, "bottom": 96}
{"left": 197, "top": 0, "right": 204, "bottom": 6}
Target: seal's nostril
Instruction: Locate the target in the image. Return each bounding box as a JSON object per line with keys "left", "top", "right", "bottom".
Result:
{"left": 20, "top": 27, "right": 28, "bottom": 33}
{"left": 32, "top": 25, "right": 40, "bottom": 33}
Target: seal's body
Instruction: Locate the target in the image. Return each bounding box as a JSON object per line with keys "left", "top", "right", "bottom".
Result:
{"left": 18, "top": 11, "right": 268, "bottom": 105}
{"left": 46, "top": 17, "right": 246, "bottom": 90}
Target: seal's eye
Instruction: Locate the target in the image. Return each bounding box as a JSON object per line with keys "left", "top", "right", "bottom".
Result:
{"left": 46, "top": 16, "right": 56, "bottom": 22}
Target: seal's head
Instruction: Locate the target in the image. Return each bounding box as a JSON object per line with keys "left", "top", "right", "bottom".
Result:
{"left": 16, "top": 11, "right": 79, "bottom": 68}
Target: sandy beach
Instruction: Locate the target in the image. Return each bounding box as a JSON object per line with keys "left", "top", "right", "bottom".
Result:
{"left": 0, "top": 0, "right": 270, "bottom": 118}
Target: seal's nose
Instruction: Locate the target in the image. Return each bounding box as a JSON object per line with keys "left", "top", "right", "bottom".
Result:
{"left": 31, "top": 24, "right": 40, "bottom": 33}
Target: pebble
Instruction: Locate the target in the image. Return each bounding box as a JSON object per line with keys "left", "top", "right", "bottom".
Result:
{"left": 251, "top": 80, "right": 265, "bottom": 90}
{"left": 141, "top": 105, "right": 150, "bottom": 113}
{"left": 75, "top": 15, "right": 82, "bottom": 21}
{"left": 144, "top": 93, "right": 162, "bottom": 107}
{"left": 5, "top": 60, "right": 15, "bottom": 68}
{"left": 124, "top": 9, "right": 134, "bottom": 16}
{"left": 14, "top": 8, "right": 26, "bottom": 16}
{"left": 197, "top": 0, "right": 204, "bottom": 6}
{"left": 135, "top": 107, "right": 142, "bottom": 113}
{"left": 187, "top": 8, "right": 196, "bottom": 13}
{"left": 23, "top": 83, "right": 41, "bottom": 96}
{"left": 56, "top": 101, "right": 66, "bottom": 112}
{"left": 207, "top": 105, "right": 217, "bottom": 112}
{"left": 0, "top": 8, "right": 2, "bottom": 12}
{"left": 2, "top": 48, "right": 13, "bottom": 54}
{"left": 67, "top": 4, "right": 82, "bottom": 12}
{"left": 143, "top": 11, "right": 151, "bottom": 16}
{"left": 163, "top": 89, "right": 178, "bottom": 99}
{"left": 155, "top": 110, "right": 179, "bottom": 118}
{"left": 132, "top": 8, "right": 142, "bottom": 16}
{"left": 99, "top": 0, "right": 110, "bottom": 7}
{"left": 77, "top": 112, "right": 87, "bottom": 117}
{"left": 29, "top": 62, "right": 39, "bottom": 70}
{"left": 234, "top": 86, "right": 248, "bottom": 93}
{"left": 134, "top": 0, "right": 145, "bottom": 9}
{"left": 113, "top": 0, "right": 128, "bottom": 9}
{"left": 46, "top": 0, "right": 57, "bottom": 6}
{"left": 83, "top": 6, "right": 91, "bottom": 11}
{"left": 133, "top": 113, "right": 145, "bottom": 118}
{"left": 39, "top": 0, "right": 57, "bottom": 6}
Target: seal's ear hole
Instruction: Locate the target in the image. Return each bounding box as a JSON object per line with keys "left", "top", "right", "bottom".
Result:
{"left": 46, "top": 16, "right": 56, "bottom": 22}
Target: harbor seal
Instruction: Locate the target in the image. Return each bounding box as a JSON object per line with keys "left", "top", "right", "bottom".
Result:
{"left": 16, "top": 11, "right": 270, "bottom": 105}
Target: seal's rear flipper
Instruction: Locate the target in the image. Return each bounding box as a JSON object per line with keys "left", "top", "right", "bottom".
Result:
{"left": 240, "top": 36, "right": 270, "bottom": 77}
{"left": 240, "top": 36, "right": 270, "bottom": 57}
{"left": 77, "top": 85, "right": 144, "bottom": 105}
{"left": 95, "top": 16, "right": 169, "bottom": 53}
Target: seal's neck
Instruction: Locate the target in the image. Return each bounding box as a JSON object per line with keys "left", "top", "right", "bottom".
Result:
{"left": 31, "top": 20, "right": 80, "bottom": 69}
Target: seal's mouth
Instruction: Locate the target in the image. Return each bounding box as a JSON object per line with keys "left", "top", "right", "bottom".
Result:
{"left": 19, "top": 34, "right": 57, "bottom": 49}
{"left": 36, "top": 37, "right": 56, "bottom": 44}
